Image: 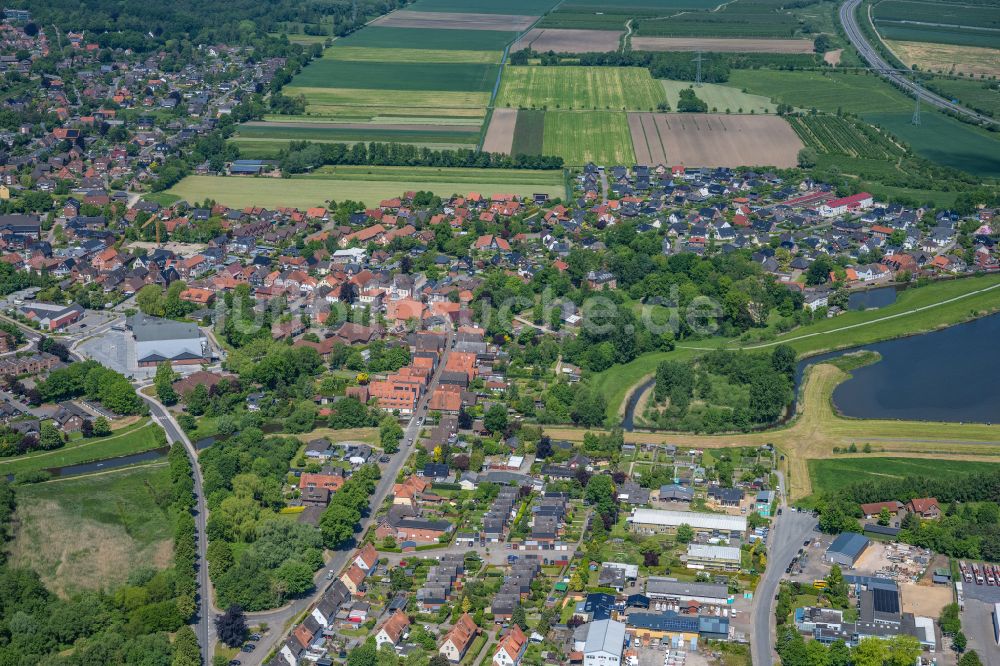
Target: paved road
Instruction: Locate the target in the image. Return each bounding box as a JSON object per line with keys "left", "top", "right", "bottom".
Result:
{"left": 140, "top": 390, "right": 215, "bottom": 666}
{"left": 749, "top": 472, "right": 818, "bottom": 666}
{"left": 245, "top": 328, "right": 457, "bottom": 665}
{"left": 962, "top": 599, "right": 1000, "bottom": 666}
{"left": 839, "top": 0, "right": 996, "bottom": 126}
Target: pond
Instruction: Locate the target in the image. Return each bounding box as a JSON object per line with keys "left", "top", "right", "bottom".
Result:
{"left": 847, "top": 285, "right": 897, "bottom": 311}
{"left": 828, "top": 313, "right": 1000, "bottom": 423}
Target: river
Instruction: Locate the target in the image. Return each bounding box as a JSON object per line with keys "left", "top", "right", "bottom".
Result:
{"left": 623, "top": 312, "right": 1000, "bottom": 430}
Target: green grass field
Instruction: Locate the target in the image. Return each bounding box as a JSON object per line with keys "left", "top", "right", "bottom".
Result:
{"left": 498, "top": 66, "right": 666, "bottom": 111}
{"left": 167, "top": 172, "right": 565, "bottom": 208}
{"left": 0, "top": 421, "right": 165, "bottom": 477}
{"left": 332, "top": 26, "right": 517, "bottom": 50}
{"left": 232, "top": 138, "right": 473, "bottom": 158}
{"left": 873, "top": 0, "right": 1000, "bottom": 32}
{"left": 878, "top": 23, "right": 1000, "bottom": 48}
{"left": 661, "top": 80, "right": 775, "bottom": 113}
{"left": 291, "top": 60, "right": 499, "bottom": 92}
{"left": 809, "top": 457, "right": 1000, "bottom": 496}
{"left": 728, "top": 69, "right": 912, "bottom": 114}
{"left": 542, "top": 111, "right": 636, "bottom": 165}
{"left": 633, "top": 0, "right": 801, "bottom": 37}
{"left": 511, "top": 109, "right": 545, "bottom": 155}
{"left": 598, "top": 273, "right": 1000, "bottom": 419}
{"left": 925, "top": 77, "right": 999, "bottom": 119}
{"left": 11, "top": 464, "right": 174, "bottom": 596}
{"left": 324, "top": 46, "right": 502, "bottom": 63}
{"left": 866, "top": 110, "right": 1000, "bottom": 178}
{"left": 305, "top": 165, "right": 565, "bottom": 186}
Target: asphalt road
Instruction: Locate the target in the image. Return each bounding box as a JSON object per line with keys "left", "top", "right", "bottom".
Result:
{"left": 962, "top": 599, "right": 1000, "bottom": 666}
{"left": 244, "top": 328, "right": 457, "bottom": 665}
{"left": 839, "top": 0, "right": 996, "bottom": 126}
{"left": 749, "top": 473, "right": 818, "bottom": 666}
{"left": 141, "top": 391, "right": 215, "bottom": 666}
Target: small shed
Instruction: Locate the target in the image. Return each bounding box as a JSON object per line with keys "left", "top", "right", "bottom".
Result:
{"left": 825, "top": 532, "right": 870, "bottom": 567}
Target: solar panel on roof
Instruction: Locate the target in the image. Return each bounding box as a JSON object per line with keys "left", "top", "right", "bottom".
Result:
{"left": 872, "top": 586, "right": 900, "bottom": 614}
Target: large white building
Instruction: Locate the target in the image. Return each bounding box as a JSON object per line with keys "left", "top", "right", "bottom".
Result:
{"left": 583, "top": 620, "right": 626, "bottom": 666}
{"left": 627, "top": 508, "right": 747, "bottom": 537}
{"left": 686, "top": 544, "right": 742, "bottom": 571}
{"left": 127, "top": 312, "right": 208, "bottom": 367}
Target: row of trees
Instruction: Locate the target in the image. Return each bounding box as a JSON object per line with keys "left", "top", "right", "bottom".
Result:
{"left": 319, "top": 464, "right": 381, "bottom": 549}
{"left": 36, "top": 360, "right": 145, "bottom": 415}
{"left": 278, "top": 140, "right": 564, "bottom": 175}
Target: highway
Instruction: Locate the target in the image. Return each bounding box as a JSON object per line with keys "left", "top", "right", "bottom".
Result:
{"left": 749, "top": 472, "right": 817, "bottom": 666}
{"left": 244, "top": 328, "right": 457, "bottom": 665}
{"left": 839, "top": 0, "right": 996, "bottom": 126}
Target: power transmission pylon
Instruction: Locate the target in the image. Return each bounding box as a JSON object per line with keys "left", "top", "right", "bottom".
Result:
{"left": 693, "top": 50, "right": 703, "bottom": 87}
{"left": 911, "top": 91, "right": 920, "bottom": 126}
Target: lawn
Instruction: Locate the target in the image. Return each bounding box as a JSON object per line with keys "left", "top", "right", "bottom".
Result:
{"left": 324, "top": 46, "right": 502, "bottom": 64}
{"left": 924, "top": 77, "right": 999, "bottom": 118}
{"left": 661, "top": 80, "right": 775, "bottom": 113}
{"left": 290, "top": 60, "right": 500, "bottom": 92}
{"left": 280, "top": 87, "right": 491, "bottom": 121}
{"left": 511, "top": 109, "right": 545, "bottom": 156}
{"left": 808, "top": 457, "right": 1000, "bottom": 497}
{"left": 498, "top": 66, "right": 666, "bottom": 111}
{"left": 10, "top": 463, "right": 175, "bottom": 597}
{"left": 0, "top": 420, "right": 166, "bottom": 477}
{"left": 167, "top": 173, "right": 564, "bottom": 209}
{"left": 542, "top": 111, "right": 636, "bottom": 165}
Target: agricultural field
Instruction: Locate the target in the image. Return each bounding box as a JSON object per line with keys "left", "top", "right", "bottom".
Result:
{"left": 787, "top": 114, "right": 905, "bottom": 160}
{"left": 865, "top": 110, "right": 1000, "bottom": 178}
{"left": 513, "top": 28, "right": 623, "bottom": 53}
{"left": 727, "top": 70, "right": 913, "bottom": 114}
{"left": 628, "top": 113, "right": 802, "bottom": 168}
{"left": 406, "top": 0, "right": 560, "bottom": 14}
{"left": 633, "top": 0, "right": 803, "bottom": 37}
{"left": 661, "top": 80, "right": 775, "bottom": 113}
{"left": 886, "top": 40, "right": 1000, "bottom": 78}
{"left": 482, "top": 109, "right": 518, "bottom": 154}
{"left": 167, "top": 169, "right": 565, "bottom": 208}
{"left": 542, "top": 111, "right": 636, "bottom": 165}
{"left": 232, "top": 122, "right": 478, "bottom": 147}
{"left": 873, "top": 0, "right": 1000, "bottom": 47}
{"left": 924, "top": 76, "right": 1000, "bottom": 118}
{"left": 538, "top": 0, "right": 724, "bottom": 30}
{"left": 511, "top": 109, "right": 545, "bottom": 155}
{"left": 371, "top": 10, "right": 537, "bottom": 31}
{"left": 10, "top": 464, "right": 175, "bottom": 597}
{"left": 331, "top": 26, "right": 516, "bottom": 50}
{"left": 808, "top": 457, "right": 1000, "bottom": 497}
{"left": 632, "top": 37, "right": 814, "bottom": 52}
{"left": 324, "top": 46, "right": 501, "bottom": 63}
{"left": 497, "top": 66, "right": 666, "bottom": 110}
{"left": 290, "top": 60, "right": 498, "bottom": 92}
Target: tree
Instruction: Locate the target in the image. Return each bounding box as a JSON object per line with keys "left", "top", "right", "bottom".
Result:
{"left": 93, "top": 416, "right": 111, "bottom": 436}
{"left": 185, "top": 384, "right": 209, "bottom": 416}
{"left": 878, "top": 507, "right": 892, "bottom": 526}
{"left": 884, "top": 634, "right": 921, "bottom": 666}
{"left": 172, "top": 626, "right": 201, "bottom": 666}
{"left": 484, "top": 403, "right": 508, "bottom": 435}
{"left": 215, "top": 605, "right": 248, "bottom": 647}
{"left": 953, "top": 631, "right": 967, "bottom": 653}
{"left": 80, "top": 419, "right": 94, "bottom": 438}
{"left": 958, "top": 651, "right": 984, "bottom": 666}
{"left": 39, "top": 422, "right": 63, "bottom": 450}
{"left": 320, "top": 503, "right": 360, "bottom": 549}
{"left": 511, "top": 605, "right": 528, "bottom": 631}
{"left": 676, "top": 523, "right": 694, "bottom": 544}
{"left": 154, "top": 362, "right": 178, "bottom": 405}
{"left": 851, "top": 637, "right": 887, "bottom": 666}
{"left": 347, "top": 638, "right": 378, "bottom": 666}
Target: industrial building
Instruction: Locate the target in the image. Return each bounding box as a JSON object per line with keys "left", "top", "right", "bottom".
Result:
{"left": 686, "top": 544, "right": 742, "bottom": 572}
{"left": 127, "top": 312, "right": 209, "bottom": 367}
{"left": 645, "top": 578, "right": 729, "bottom": 605}
{"left": 627, "top": 508, "right": 747, "bottom": 537}
{"left": 825, "top": 533, "right": 870, "bottom": 568}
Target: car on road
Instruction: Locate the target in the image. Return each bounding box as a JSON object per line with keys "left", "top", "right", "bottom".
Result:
{"left": 379, "top": 455, "right": 390, "bottom": 463}
{"left": 229, "top": 661, "right": 241, "bottom": 666}
{"left": 803, "top": 540, "right": 810, "bottom": 546}
{"left": 326, "top": 570, "right": 334, "bottom": 580}
{"left": 249, "top": 634, "right": 261, "bottom": 641}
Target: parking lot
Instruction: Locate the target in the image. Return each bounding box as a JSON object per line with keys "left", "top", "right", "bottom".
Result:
{"left": 635, "top": 646, "right": 711, "bottom": 666}
{"left": 62, "top": 310, "right": 118, "bottom": 336}
{"left": 961, "top": 599, "right": 1000, "bottom": 666}
{"left": 77, "top": 329, "right": 130, "bottom": 375}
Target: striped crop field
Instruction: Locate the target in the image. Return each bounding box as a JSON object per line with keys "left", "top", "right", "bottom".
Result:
{"left": 497, "top": 66, "right": 666, "bottom": 111}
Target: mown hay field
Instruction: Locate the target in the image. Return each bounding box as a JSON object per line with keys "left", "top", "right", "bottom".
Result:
{"left": 498, "top": 66, "right": 666, "bottom": 110}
